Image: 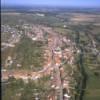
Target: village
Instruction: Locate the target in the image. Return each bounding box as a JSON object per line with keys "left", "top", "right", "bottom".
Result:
{"left": 1, "top": 23, "right": 78, "bottom": 100}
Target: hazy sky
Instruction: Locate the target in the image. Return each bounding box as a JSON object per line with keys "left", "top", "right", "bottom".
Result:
{"left": 1, "top": 0, "right": 100, "bottom": 7}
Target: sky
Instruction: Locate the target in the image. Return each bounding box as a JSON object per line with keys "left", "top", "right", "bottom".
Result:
{"left": 1, "top": 0, "right": 100, "bottom": 7}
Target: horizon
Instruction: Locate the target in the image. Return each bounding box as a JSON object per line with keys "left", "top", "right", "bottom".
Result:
{"left": 1, "top": 0, "right": 100, "bottom": 8}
